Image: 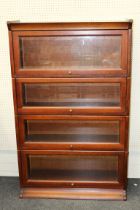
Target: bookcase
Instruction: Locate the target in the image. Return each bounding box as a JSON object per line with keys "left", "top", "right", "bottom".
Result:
{"left": 8, "top": 21, "right": 132, "bottom": 200}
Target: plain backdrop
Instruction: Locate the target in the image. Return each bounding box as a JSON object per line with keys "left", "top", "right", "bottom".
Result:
{"left": 0, "top": 0, "right": 140, "bottom": 177}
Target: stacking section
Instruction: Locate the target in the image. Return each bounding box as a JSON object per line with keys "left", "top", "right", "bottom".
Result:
{"left": 8, "top": 21, "right": 132, "bottom": 200}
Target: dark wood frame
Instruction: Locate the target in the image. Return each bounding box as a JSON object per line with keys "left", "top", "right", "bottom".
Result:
{"left": 12, "top": 30, "right": 128, "bottom": 78}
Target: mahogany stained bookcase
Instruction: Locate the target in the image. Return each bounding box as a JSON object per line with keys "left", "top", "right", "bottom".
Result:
{"left": 7, "top": 21, "right": 132, "bottom": 200}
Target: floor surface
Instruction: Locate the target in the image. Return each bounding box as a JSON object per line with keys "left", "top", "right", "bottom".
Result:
{"left": 0, "top": 177, "right": 140, "bottom": 210}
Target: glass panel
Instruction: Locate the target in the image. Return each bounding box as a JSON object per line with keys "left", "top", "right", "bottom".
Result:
{"left": 27, "top": 155, "right": 118, "bottom": 181}
{"left": 23, "top": 83, "right": 120, "bottom": 107}
{"left": 25, "top": 120, "right": 120, "bottom": 143}
{"left": 19, "top": 36, "right": 121, "bottom": 70}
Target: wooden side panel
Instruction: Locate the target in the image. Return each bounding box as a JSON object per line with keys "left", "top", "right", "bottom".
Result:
{"left": 8, "top": 31, "right": 15, "bottom": 77}
{"left": 127, "top": 28, "right": 132, "bottom": 77}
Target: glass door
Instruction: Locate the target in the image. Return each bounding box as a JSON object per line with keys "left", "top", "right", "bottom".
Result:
{"left": 21, "top": 151, "right": 125, "bottom": 188}
{"left": 18, "top": 115, "right": 126, "bottom": 150}
{"left": 13, "top": 30, "right": 128, "bottom": 77}
{"left": 16, "top": 78, "right": 126, "bottom": 115}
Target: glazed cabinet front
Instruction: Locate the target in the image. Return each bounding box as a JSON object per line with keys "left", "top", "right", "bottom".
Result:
{"left": 12, "top": 30, "right": 128, "bottom": 77}
{"left": 15, "top": 78, "right": 127, "bottom": 115}
{"left": 21, "top": 150, "right": 126, "bottom": 188}
{"left": 18, "top": 115, "right": 127, "bottom": 151}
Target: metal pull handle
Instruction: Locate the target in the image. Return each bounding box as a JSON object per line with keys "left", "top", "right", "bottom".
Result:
{"left": 71, "top": 183, "right": 74, "bottom": 187}
{"left": 70, "top": 145, "right": 73, "bottom": 149}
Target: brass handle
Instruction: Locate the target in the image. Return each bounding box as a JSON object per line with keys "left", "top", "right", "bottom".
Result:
{"left": 71, "top": 183, "right": 74, "bottom": 186}
{"left": 68, "top": 71, "right": 72, "bottom": 74}
{"left": 69, "top": 109, "right": 73, "bottom": 113}
{"left": 70, "top": 145, "right": 73, "bottom": 149}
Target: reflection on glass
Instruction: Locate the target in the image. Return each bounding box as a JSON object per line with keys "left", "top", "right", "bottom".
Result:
{"left": 23, "top": 83, "right": 120, "bottom": 107}
{"left": 27, "top": 155, "right": 118, "bottom": 181}
{"left": 25, "top": 120, "right": 120, "bottom": 143}
{"left": 20, "top": 36, "right": 121, "bottom": 70}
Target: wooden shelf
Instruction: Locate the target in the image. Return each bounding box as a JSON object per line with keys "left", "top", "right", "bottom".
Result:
{"left": 26, "top": 134, "right": 119, "bottom": 143}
